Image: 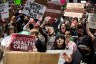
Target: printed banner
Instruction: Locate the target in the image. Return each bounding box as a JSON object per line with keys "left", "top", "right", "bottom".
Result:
{"left": 10, "top": 33, "right": 36, "bottom": 51}
{"left": 87, "top": 13, "right": 96, "bottom": 29}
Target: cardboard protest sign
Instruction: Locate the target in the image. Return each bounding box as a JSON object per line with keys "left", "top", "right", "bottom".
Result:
{"left": 0, "top": 2, "right": 9, "bottom": 19}
{"left": 64, "top": 12, "right": 83, "bottom": 18}
{"left": 35, "top": 0, "right": 47, "bottom": 6}
{"left": 87, "top": 13, "right": 96, "bottom": 29}
{"left": 4, "top": 52, "right": 59, "bottom": 64}
{"left": 64, "top": 3, "right": 85, "bottom": 18}
{"left": 10, "top": 33, "right": 36, "bottom": 51}
{"left": 44, "top": 0, "right": 62, "bottom": 18}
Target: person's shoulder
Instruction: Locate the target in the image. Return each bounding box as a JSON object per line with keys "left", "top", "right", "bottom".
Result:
{"left": 70, "top": 41, "right": 77, "bottom": 46}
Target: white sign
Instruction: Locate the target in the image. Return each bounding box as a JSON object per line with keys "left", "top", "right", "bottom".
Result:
{"left": 64, "top": 3, "right": 84, "bottom": 18}
{"left": 81, "top": 1, "right": 86, "bottom": 4}
{"left": 30, "top": 2, "right": 46, "bottom": 19}
{"left": 0, "top": 4, "right": 4, "bottom": 13}
{"left": 0, "top": 2, "right": 9, "bottom": 19}
{"left": 64, "top": 12, "right": 83, "bottom": 18}
{"left": 47, "top": 50, "right": 72, "bottom": 64}
{"left": 1, "top": 36, "right": 11, "bottom": 47}
{"left": 22, "top": 0, "right": 34, "bottom": 16}
{"left": 23, "top": 0, "right": 46, "bottom": 19}
{"left": 87, "top": 13, "right": 96, "bottom": 29}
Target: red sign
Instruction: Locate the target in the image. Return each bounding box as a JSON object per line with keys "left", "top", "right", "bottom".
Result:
{"left": 10, "top": 33, "right": 36, "bottom": 51}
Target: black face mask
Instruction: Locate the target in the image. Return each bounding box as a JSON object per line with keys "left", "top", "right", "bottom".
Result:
{"left": 78, "top": 33, "right": 83, "bottom": 37}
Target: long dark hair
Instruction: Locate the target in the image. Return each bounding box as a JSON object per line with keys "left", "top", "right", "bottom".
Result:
{"left": 59, "top": 23, "right": 66, "bottom": 34}
{"left": 7, "top": 25, "right": 17, "bottom": 35}
{"left": 53, "top": 34, "right": 66, "bottom": 50}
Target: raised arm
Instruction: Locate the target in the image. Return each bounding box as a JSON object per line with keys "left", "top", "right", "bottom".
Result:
{"left": 23, "top": 18, "right": 35, "bottom": 31}
{"left": 86, "top": 21, "right": 95, "bottom": 42}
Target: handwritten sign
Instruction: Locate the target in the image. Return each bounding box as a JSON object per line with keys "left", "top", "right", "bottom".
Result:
{"left": 87, "top": 13, "right": 96, "bottom": 29}
{"left": 10, "top": 33, "right": 36, "bottom": 51}
{"left": 23, "top": 0, "right": 46, "bottom": 19}
{"left": 22, "top": 0, "right": 31, "bottom": 16}
{"left": 30, "top": 2, "right": 46, "bottom": 19}
{"left": 64, "top": 3, "right": 85, "bottom": 18}
{"left": 0, "top": 4, "right": 4, "bottom": 12}
{"left": 1, "top": 2, "right": 9, "bottom": 19}
{"left": 44, "top": 1, "right": 61, "bottom": 18}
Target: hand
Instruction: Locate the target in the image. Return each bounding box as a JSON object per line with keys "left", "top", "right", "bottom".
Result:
{"left": 29, "top": 18, "right": 36, "bottom": 25}
{"left": 44, "top": 16, "right": 51, "bottom": 22}
{"left": 62, "top": 52, "right": 71, "bottom": 63}
{"left": 38, "top": 16, "right": 43, "bottom": 22}
{"left": 86, "top": 20, "right": 88, "bottom": 24}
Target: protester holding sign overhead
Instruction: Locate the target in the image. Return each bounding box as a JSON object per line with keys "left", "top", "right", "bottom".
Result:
{"left": 86, "top": 19, "right": 96, "bottom": 64}
{"left": 23, "top": 18, "right": 47, "bottom": 52}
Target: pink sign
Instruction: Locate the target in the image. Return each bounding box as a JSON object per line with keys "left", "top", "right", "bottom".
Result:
{"left": 10, "top": 33, "right": 36, "bottom": 51}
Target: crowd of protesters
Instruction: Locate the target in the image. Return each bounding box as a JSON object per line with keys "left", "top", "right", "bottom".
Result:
{"left": 0, "top": 0, "right": 96, "bottom": 64}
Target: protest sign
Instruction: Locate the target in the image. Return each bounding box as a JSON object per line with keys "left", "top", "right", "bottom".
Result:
{"left": 81, "top": 0, "right": 86, "bottom": 4}
{"left": 4, "top": 52, "right": 59, "bottom": 64}
{"left": 0, "top": 4, "right": 4, "bottom": 12}
{"left": 64, "top": 12, "right": 83, "bottom": 18}
{"left": 35, "top": 0, "right": 47, "bottom": 6}
{"left": 10, "top": 33, "right": 36, "bottom": 51}
{"left": 14, "top": 0, "right": 21, "bottom": 5}
{"left": 87, "top": 13, "right": 96, "bottom": 29}
{"left": 0, "top": 2, "right": 9, "bottom": 19}
{"left": 23, "top": 1, "right": 46, "bottom": 19}
{"left": 66, "top": 3, "right": 84, "bottom": 9}
{"left": 29, "top": 2, "right": 46, "bottom": 19}
{"left": 1, "top": 36, "right": 11, "bottom": 47}
{"left": 44, "top": 0, "right": 61, "bottom": 18}
{"left": 22, "top": 0, "right": 32, "bottom": 16}
{"left": 64, "top": 3, "right": 85, "bottom": 18}
{"left": 47, "top": 50, "right": 72, "bottom": 64}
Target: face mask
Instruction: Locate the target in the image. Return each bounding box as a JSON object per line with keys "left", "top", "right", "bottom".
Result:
{"left": 78, "top": 33, "right": 83, "bottom": 37}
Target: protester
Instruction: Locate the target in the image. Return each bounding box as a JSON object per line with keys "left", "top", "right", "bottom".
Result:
{"left": 86, "top": 21, "right": 96, "bottom": 64}
{"left": 0, "top": 1, "right": 96, "bottom": 64}
{"left": 57, "top": 23, "right": 66, "bottom": 35}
